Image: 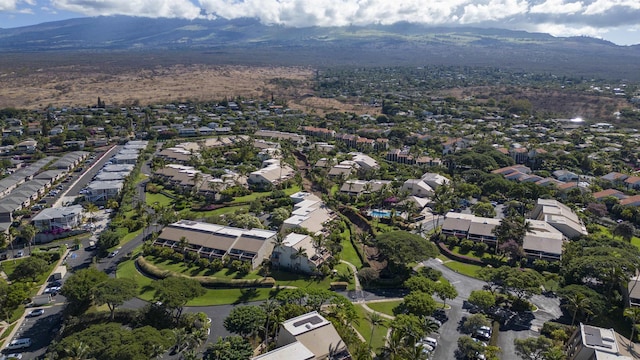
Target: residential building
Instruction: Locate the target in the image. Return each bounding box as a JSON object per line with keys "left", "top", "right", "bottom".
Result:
{"left": 271, "top": 233, "right": 331, "bottom": 274}
{"left": 620, "top": 195, "right": 640, "bottom": 207}
{"left": 553, "top": 170, "right": 580, "bottom": 182}
{"left": 601, "top": 172, "right": 629, "bottom": 185}
{"left": 254, "top": 130, "right": 306, "bottom": 144}
{"left": 328, "top": 161, "right": 357, "bottom": 178}
{"left": 153, "top": 220, "right": 277, "bottom": 269}
{"left": 32, "top": 205, "right": 83, "bottom": 233}
{"left": 85, "top": 181, "right": 124, "bottom": 203}
{"left": 592, "top": 189, "right": 627, "bottom": 201}
{"left": 625, "top": 176, "right": 640, "bottom": 190}
{"left": 252, "top": 311, "right": 350, "bottom": 360}
{"left": 349, "top": 152, "right": 379, "bottom": 170}
{"left": 248, "top": 159, "right": 295, "bottom": 188}
{"left": 566, "top": 323, "right": 633, "bottom": 360}
{"left": 402, "top": 179, "right": 434, "bottom": 198}
{"left": 522, "top": 220, "right": 565, "bottom": 261}
{"left": 529, "top": 199, "right": 587, "bottom": 239}
{"left": 15, "top": 139, "right": 37, "bottom": 153}
{"left": 340, "top": 179, "right": 390, "bottom": 196}
{"left": 628, "top": 276, "right": 640, "bottom": 307}
{"left": 282, "top": 192, "right": 334, "bottom": 235}
{"left": 420, "top": 172, "right": 450, "bottom": 190}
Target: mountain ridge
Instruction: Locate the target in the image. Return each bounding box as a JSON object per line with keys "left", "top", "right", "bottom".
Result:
{"left": 0, "top": 16, "right": 639, "bottom": 80}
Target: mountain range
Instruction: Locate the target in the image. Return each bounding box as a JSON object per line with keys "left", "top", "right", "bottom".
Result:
{"left": 1, "top": 16, "right": 639, "bottom": 80}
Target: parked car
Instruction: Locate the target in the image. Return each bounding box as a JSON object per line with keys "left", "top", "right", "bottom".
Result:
{"left": 27, "top": 309, "right": 44, "bottom": 317}
{"left": 1, "top": 353, "right": 24, "bottom": 359}
{"left": 15, "top": 250, "right": 24, "bottom": 258}
{"left": 108, "top": 250, "right": 119, "bottom": 258}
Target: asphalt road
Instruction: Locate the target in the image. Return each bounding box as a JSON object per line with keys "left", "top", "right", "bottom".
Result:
{"left": 423, "top": 258, "right": 562, "bottom": 359}
{"left": 4, "top": 303, "right": 66, "bottom": 359}
{"left": 55, "top": 145, "right": 121, "bottom": 206}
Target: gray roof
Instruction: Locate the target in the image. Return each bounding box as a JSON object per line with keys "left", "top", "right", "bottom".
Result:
{"left": 32, "top": 205, "right": 83, "bottom": 221}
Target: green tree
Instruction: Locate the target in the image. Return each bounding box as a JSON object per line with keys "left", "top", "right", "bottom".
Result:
{"left": 231, "top": 213, "right": 263, "bottom": 229}
{"left": 462, "top": 313, "right": 491, "bottom": 334}
{"left": 12, "top": 256, "right": 48, "bottom": 282}
{"left": 624, "top": 307, "right": 640, "bottom": 346}
{"left": 270, "top": 207, "right": 291, "bottom": 228}
{"left": 557, "top": 285, "right": 606, "bottom": 325}
{"left": 613, "top": 221, "right": 636, "bottom": 242}
{"left": 61, "top": 267, "right": 109, "bottom": 312}
{"left": 20, "top": 224, "right": 37, "bottom": 254}
{"left": 153, "top": 277, "right": 205, "bottom": 323}
{"left": 398, "top": 291, "right": 437, "bottom": 318}
{"left": 203, "top": 336, "right": 253, "bottom": 360}
{"left": 85, "top": 202, "right": 99, "bottom": 227}
{"left": 468, "top": 290, "right": 496, "bottom": 312}
{"left": 93, "top": 278, "right": 137, "bottom": 320}
{"left": 457, "top": 335, "right": 486, "bottom": 359}
{"left": 514, "top": 336, "right": 554, "bottom": 360}
{"left": 375, "top": 231, "right": 438, "bottom": 274}
{"left": 389, "top": 314, "right": 426, "bottom": 343}
{"left": 434, "top": 282, "right": 458, "bottom": 308}
{"left": 367, "top": 312, "right": 386, "bottom": 350}
{"left": 471, "top": 202, "right": 496, "bottom": 218}
{"left": 223, "top": 305, "right": 267, "bottom": 339}
{"left": 403, "top": 276, "right": 435, "bottom": 294}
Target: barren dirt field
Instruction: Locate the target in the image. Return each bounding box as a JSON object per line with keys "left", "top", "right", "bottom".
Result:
{"left": 0, "top": 64, "right": 313, "bottom": 109}
{"left": 0, "top": 61, "right": 379, "bottom": 115}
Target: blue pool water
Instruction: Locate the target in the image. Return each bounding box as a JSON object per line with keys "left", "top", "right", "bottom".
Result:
{"left": 369, "top": 210, "right": 392, "bottom": 218}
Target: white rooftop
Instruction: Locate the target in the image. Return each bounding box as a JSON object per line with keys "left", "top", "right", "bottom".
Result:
{"left": 281, "top": 311, "right": 331, "bottom": 336}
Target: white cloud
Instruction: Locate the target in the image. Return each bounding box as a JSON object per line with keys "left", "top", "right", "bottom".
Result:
{"left": 530, "top": 0, "right": 584, "bottom": 14}
{"left": 1, "top": 0, "right": 639, "bottom": 44}
{"left": 0, "top": 0, "right": 30, "bottom": 11}
{"left": 50, "top": 0, "right": 201, "bottom": 19}
{"left": 583, "top": 0, "right": 640, "bottom": 15}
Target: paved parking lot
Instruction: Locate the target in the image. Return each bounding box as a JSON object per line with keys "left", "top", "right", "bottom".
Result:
{"left": 3, "top": 304, "right": 66, "bottom": 359}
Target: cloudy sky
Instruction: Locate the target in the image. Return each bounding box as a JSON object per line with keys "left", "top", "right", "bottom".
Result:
{"left": 0, "top": 0, "right": 639, "bottom": 45}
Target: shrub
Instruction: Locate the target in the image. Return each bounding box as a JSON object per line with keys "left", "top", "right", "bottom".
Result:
{"left": 209, "top": 259, "right": 224, "bottom": 272}
{"left": 459, "top": 240, "right": 475, "bottom": 254}
{"left": 444, "top": 236, "right": 460, "bottom": 248}
{"left": 420, "top": 267, "right": 442, "bottom": 282}
{"left": 472, "top": 242, "right": 488, "bottom": 256}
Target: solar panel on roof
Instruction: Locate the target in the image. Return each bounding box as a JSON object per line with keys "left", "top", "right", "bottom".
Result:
{"left": 293, "top": 315, "right": 324, "bottom": 328}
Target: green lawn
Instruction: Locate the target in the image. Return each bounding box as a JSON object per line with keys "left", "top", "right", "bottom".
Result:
{"left": 121, "top": 229, "right": 143, "bottom": 245}
{"left": 339, "top": 228, "right": 363, "bottom": 269}
{"left": 0, "top": 258, "right": 26, "bottom": 277}
{"left": 366, "top": 300, "right": 402, "bottom": 316}
{"left": 271, "top": 263, "right": 355, "bottom": 290}
{"left": 591, "top": 224, "right": 640, "bottom": 249}
{"left": 118, "top": 258, "right": 273, "bottom": 305}
{"left": 443, "top": 260, "right": 484, "bottom": 279}
{"left": 354, "top": 305, "right": 390, "bottom": 352}
{"left": 145, "top": 255, "right": 262, "bottom": 279}
{"left": 229, "top": 185, "right": 301, "bottom": 204}
{"left": 135, "top": 173, "right": 149, "bottom": 184}
{"left": 182, "top": 205, "right": 248, "bottom": 219}
{"left": 146, "top": 192, "right": 174, "bottom": 207}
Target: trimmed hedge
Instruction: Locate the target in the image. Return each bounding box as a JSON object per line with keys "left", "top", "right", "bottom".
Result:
{"left": 437, "top": 241, "right": 485, "bottom": 266}
{"left": 136, "top": 256, "right": 276, "bottom": 288}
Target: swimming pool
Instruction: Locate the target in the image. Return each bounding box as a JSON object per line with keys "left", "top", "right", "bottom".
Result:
{"left": 369, "top": 209, "right": 392, "bottom": 218}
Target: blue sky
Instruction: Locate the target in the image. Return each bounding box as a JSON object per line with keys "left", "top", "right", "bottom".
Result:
{"left": 1, "top": 0, "right": 639, "bottom": 45}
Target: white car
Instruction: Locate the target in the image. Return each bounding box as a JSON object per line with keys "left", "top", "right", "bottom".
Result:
{"left": 1, "top": 353, "right": 23, "bottom": 359}
{"left": 422, "top": 336, "right": 438, "bottom": 348}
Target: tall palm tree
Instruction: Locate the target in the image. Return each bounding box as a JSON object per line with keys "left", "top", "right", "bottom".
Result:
{"left": 172, "top": 328, "right": 188, "bottom": 354}
{"left": 85, "top": 203, "right": 99, "bottom": 227}
{"left": 367, "top": 312, "right": 385, "bottom": 350}
{"left": 379, "top": 329, "right": 407, "bottom": 360}
{"left": 423, "top": 317, "right": 440, "bottom": 335}
{"left": 625, "top": 307, "right": 640, "bottom": 348}
{"left": 261, "top": 299, "right": 281, "bottom": 349}
{"left": 178, "top": 236, "right": 189, "bottom": 255}
{"left": 293, "top": 246, "right": 307, "bottom": 272}
{"left": 9, "top": 227, "right": 17, "bottom": 263}
{"left": 0, "top": 232, "right": 8, "bottom": 251}
{"left": 562, "top": 292, "right": 592, "bottom": 326}
{"left": 21, "top": 224, "right": 36, "bottom": 254}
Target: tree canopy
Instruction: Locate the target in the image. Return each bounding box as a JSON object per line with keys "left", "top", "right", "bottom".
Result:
{"left": 375, "top": 231, "right": 438, "bottom": 273}
{"left": 203, "top": 336, "right": 253, "bottom": 360}
{"left": 153, "top": 277, "right": 206, "bottom": 322}
{"left": 93, "top": 278, "right": 138, "bottom": 320}
{"left": 223, "top": 305, "right": 267, "bottom": 338}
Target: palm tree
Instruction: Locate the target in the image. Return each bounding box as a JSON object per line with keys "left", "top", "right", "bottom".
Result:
{"left": 0, "top": 232, "right": 8, "bottom": 251}
{"left": 423, "top": 317, "right": 441, "bottom": 335}
{"left": 261, "top": 299, "right": 281, "bottom": 349}
{"left": 625, "top": 307, "right": 640, "bottom": 348}
{"left": 85, "top": 202, "right": 99, "bottom": 227}
{"left": 379, "top": 329, "right": 407, "bottom": 360}
{"left": 293, "top": 246, "right": 307, "bottom": 272}
{"left": 9, "top": 227, "right": 17, "bottom": 263}
{"left": 172, "top": 328, "right": 189, "bottom": 354}
{"left": 367, "top": 312, "right": 385, "bottom": 350}
{"left": 64, "top": 340, "right": 91, "bottom": 360}
{"left": 178, "top": 236, "right": 189, "bottom": 255}
{"left": 562, "top": 292, "right": 592, "bottom": 326}
{"left": 21, "top": 224, "right": 36, "bottom": 254}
